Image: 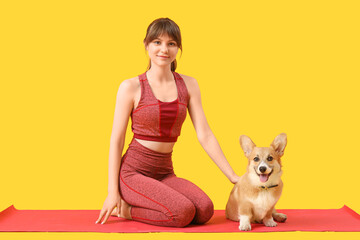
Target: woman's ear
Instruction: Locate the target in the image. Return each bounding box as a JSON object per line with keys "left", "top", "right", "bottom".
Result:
{"left": 144, "top": 41, "right": 148, "bottom": 51}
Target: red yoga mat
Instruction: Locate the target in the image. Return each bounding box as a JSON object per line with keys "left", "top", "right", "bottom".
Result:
{"left": 0, "top": 205, "right": 359, "bottom": 232}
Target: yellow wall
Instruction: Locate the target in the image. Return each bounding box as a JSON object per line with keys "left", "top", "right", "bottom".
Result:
{"left": 1, "top": 0, "right": 359, "bottom": 239}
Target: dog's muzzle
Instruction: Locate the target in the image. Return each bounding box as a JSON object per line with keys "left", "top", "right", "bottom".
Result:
{"left": 254, "top": 166, "right": 273, "bottom": 183}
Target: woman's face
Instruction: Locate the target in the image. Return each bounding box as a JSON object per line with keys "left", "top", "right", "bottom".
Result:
{"left": 145, "top": 34, "right": 179, "bottom": 68}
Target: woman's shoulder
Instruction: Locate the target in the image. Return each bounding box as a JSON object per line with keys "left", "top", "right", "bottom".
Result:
{"left": 177, "top": 73, "right": 199, "bottom": 88}
{"left": 117, "top": 76, "right": 141, "bottom": 96}
{"left": 178, "top": 73, "right": 197, "bottom": 86}
{"left": 120, "top": 75, "right": 141, "bottom": 89}
{"left": 176, "top": 73, "right": 201, "bottom": 99}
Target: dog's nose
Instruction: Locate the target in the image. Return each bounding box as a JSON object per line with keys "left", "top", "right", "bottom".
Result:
{"left": 259, "top": 166, "right": 267, "bottom": 173}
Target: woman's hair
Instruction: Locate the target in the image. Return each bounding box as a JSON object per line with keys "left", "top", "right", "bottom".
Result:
{"left": 144, "top": 18, "right": 182, "bottom": 72}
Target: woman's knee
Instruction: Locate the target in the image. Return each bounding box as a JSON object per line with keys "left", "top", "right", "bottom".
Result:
{"left": 193, "top": 196, "right": 214, "bottom": 224}
{"left": 170, "top": 200, "right": 196, "bottom": 227}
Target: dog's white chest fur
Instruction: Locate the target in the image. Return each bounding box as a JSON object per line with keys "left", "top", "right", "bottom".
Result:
{"left": 248, "top": 191, "right": 277, "bottom": 221}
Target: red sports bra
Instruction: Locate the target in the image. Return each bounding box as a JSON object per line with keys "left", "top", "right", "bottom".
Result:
{"left": 131, "top": 71, "right": 189, "bottom": 142}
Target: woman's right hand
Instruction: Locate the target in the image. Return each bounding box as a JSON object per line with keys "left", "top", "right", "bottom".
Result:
{"left": 95, "top": 192, "right": 122, "bottom": 224}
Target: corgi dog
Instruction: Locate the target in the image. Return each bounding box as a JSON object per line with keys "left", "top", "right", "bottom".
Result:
{"left": 226, "top": 133, "right": 288, "bottom": 231}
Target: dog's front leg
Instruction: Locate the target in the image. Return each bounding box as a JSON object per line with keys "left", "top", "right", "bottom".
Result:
{"left": 263, "top": 210, "right": 277, "bottom": 227}
{"left": 239, "top": 215, "right": 252, "bottom": 231}
{"left": 238, "top": 204, "right": 252, "bottom": 231}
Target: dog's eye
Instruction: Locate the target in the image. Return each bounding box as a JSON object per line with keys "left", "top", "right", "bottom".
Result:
{"left": 253, "top": 157, "right": 260, "bottom": 162}
{"left": 267, "top": 156, "right": 273, "bottom": 161}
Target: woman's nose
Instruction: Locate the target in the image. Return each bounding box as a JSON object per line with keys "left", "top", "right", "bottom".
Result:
{"left": 160, "top": 44, "right": 168, "bottom": 53}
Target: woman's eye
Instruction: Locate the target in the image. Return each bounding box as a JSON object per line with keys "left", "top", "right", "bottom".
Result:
{"left": 169, "top": 42, "right": 176, "bottom": 46}
{"left": 154, "top": 41, "right": 160, "bottom": 44}
{"left": 253, "top": 157, "right": 260, "bottom": 162}
{"left": 267, "top": 156, "right": 273, "bottom": 161}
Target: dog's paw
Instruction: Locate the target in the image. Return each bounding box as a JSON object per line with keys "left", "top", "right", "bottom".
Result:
{"left": 273, "top": 213, "right": 287, "bottom": 223}
{"left": 264, "top": 218, "right": 278, "bottom": 227}
{"left": 239, "top": 222, "right": 252, "bottom": 231}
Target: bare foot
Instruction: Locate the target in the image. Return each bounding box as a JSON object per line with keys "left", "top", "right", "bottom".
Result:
{"left": 111, "top": 200, "right": 132, "bottom": 220}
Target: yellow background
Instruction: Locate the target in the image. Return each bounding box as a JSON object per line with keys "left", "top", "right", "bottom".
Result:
{"left": 1, "top": 0, "right": 359, "bottom": 239}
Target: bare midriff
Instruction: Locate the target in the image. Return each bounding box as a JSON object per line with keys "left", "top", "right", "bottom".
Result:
{"left": 134, "top": 138, "right": 175, "bottom": 153}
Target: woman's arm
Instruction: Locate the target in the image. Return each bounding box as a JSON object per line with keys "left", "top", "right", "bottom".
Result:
{"left": 96, "top": 78, "right": 136, "bottom": 224}
{"left": 184, "top": 75, "right": 240, "bottom": 184}
{"left": 107, "top": 79, "right": 135, "bottom": 194}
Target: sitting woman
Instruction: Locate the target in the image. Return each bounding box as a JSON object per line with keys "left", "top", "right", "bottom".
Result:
{"left": 96, "top": 17, "right": 239, "bottom": 227}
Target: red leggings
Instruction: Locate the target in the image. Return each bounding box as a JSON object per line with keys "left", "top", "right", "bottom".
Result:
{"left": 119, "top": 138, "right": 214, "bottom": 227}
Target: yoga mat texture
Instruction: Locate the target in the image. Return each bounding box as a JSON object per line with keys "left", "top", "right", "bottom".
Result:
{"left": 0, "top": 205, "right": 359, "bottom": 233}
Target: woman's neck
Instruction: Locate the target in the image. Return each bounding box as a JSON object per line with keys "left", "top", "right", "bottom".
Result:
{"left": 147, "top": 65, "right": 174, "bottom": 83}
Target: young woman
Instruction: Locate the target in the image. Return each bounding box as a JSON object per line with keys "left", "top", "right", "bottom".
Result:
{"left": 95, "top": 18, "right": 240, "bottom": 227}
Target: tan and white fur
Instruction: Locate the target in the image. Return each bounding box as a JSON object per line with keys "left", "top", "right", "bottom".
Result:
{"left": 226, "top": 133, "right": 288, "bottom": 231}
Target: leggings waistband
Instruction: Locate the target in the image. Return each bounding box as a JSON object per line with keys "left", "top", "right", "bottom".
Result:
{"left": 121, "top": 137, "right": 174, "bottom": 177}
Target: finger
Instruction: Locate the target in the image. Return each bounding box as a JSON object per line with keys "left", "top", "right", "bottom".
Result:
{"left": 95, "top": 209, "right": 105, "bottom": 224}
{"left": 101, "top": 209, "right": 112, "bottom": 224}
{"left": 95, "top": 210, "right": 104, "bottom": 224}
{"left": 117, "top": 202, "right": 121, "bottom": 216}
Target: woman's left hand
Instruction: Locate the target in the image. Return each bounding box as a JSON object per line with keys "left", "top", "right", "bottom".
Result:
{"left": 230, "top": 174, "right": 240, "bottom": 184}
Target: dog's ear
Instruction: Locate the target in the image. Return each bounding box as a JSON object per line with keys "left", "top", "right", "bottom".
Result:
{"left": 239, "top": 135, "right": 256, "bottom": 158}
{"left": 270, "top": 133, "right": 287, "bottom": 157}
